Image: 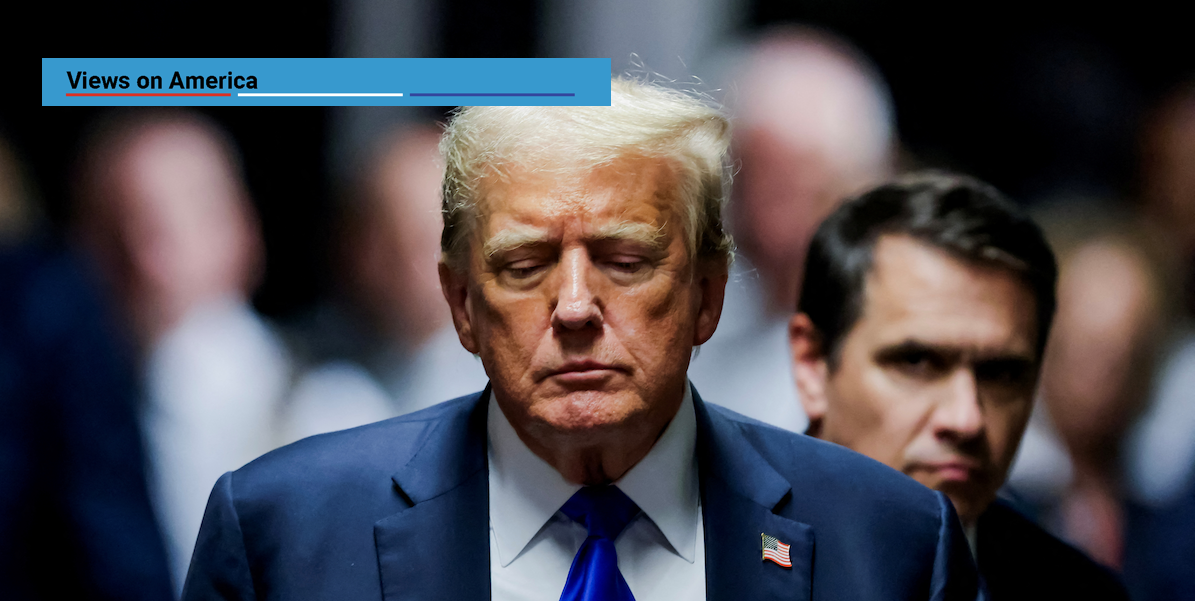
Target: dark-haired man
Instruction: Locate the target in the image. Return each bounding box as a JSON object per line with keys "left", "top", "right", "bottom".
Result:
{"left": 790, "top": 172, "right": 1129, "bottom": 600}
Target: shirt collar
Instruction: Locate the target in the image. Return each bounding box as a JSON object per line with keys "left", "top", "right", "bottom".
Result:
{"left": 965, "top": 521, "right": 978, "bottom": 561}
{"left": 487, "top": 385, "right": 700, "bottom": 567}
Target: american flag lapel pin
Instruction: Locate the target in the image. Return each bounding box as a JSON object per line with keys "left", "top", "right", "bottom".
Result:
{"left": 762, "top": 533, "right": 793, "bottom": 568}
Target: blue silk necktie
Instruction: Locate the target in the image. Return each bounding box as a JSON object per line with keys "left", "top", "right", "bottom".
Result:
{"left": 559, "top": 485, "right": 641, "bottom": 601}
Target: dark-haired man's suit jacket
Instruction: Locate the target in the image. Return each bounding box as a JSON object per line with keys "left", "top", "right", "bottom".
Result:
{"left": 182, "top": 388, "right": 979, "bottom": 600}
{"left": 977, "top": 500, "right": 1129, "bottom": 601}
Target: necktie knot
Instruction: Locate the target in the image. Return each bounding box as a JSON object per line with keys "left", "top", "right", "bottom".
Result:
{"left": 561, "top": 485, "right": 641, "bottom": 542}
{"left": 558, "top": 486, "right": 640, "bottom": 601}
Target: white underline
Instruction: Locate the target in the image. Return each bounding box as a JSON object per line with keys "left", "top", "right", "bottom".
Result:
{"left": 237, "top": 93, "right": 404, "bottom": 97}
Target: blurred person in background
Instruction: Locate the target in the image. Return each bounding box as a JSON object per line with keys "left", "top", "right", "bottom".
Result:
{"left": 72, "top": 111, "right": 292, "bottom": 593}
{"left": 688, "top": 26, "right": 897, "bottom": 433}
{"left": 0, "top": 134, "right": 173, "bottom": 600}
{"left": 1006, "top": 204, "right": 1175, "bottom": 570}
{"left": 0, "top": 136, "right": 38, "bottom": 244}
{"left": 1125, "top": 81, "right": 1195, "bottom": 504}
{"left": 790, "top": 173, "right": 1129, "bottom": 600}
{"left": 1140, "top": 81, "right": 1195, "bottom": 291}
{"left": 1116, "top": 80, "right": 1195, "bottom": 601}
{"left": 281, "top": 123, "right": 488, "bottom": 439}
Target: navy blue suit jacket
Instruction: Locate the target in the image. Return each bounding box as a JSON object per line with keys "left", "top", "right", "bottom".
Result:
{"left": 183, "top": 388, "right": 978, "bottom": 600}
{"left": 1123, "top": 485, "right": 1195, "bottom": 601}
{"left": 1, "top": 244, "right": 173, "bottom": 601}
{"left": 976, "top": 500, "right": 1128, "bottom": 601}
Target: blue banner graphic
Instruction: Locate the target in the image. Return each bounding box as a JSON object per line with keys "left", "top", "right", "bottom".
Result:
{"left": 42, "top": 58, "right": 612, "bottom": 106}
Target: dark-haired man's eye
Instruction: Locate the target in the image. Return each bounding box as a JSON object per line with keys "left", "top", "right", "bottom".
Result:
{"left": 974, "top": 359, "right": 1034, "bottom": 387}
{"left": 879, "top": 348, "right": 950, "bottom": 379}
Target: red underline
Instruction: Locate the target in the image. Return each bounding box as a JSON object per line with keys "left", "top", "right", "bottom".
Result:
{"left": 65, "top": 93, "right": 232, "bottom": 97}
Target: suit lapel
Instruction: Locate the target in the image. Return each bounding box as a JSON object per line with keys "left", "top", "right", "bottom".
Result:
{"left": 371, "top": 386, "right": 816, "bottom": 600}
{"left": 375, "top": 390, "right": 491, "bottom": 601}
{"left": 695, "top": 391, "right": 814, "bottom": 601}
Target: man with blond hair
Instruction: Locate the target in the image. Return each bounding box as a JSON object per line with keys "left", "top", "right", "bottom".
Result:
{"left": 184, "top": 79, "right": 978, "bottom": 600}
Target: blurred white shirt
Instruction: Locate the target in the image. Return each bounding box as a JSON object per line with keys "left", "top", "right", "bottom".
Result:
{"left": 142, "top": 297, "right": 291, "bottom": 594}
{"left": 281, "top": 324, "right": 490, "bottom": 442}
{"left": 1124, "top": 330, "right": 1195, "bottom": 505}
{"left": 688, "top": 259, "right": 807, "bottom": 433}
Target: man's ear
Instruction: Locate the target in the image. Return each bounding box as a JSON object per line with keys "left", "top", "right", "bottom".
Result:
{"left": 692, "top": 260, "right": 729, "bottom": 346}
{"left": 790, "top": 312, "right": 830, "bottom": 435}
{"left": 439, "top": 261, "right": 479, "bottom": 354}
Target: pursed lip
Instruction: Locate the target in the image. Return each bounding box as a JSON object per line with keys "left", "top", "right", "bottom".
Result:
{"left": 543, "top": 359, "right": 626, "bottom": 380}
{"left": 911, "top": 459, "right": 983, "bottom": 482}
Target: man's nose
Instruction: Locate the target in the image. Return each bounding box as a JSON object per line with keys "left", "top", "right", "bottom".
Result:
{"left": 933, "top": 369, "right": 985, "bottom": 440}
{"left": 550, "top": 248, "right": 603, "bottom": 331}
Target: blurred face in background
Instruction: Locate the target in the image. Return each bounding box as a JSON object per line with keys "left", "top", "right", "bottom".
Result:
{"left": 1142, "top": 88, "right": 1195, "bottom": 250}
{"left": 731, "top": 31, "right": 893, "bottom": 310}
{"left": 793, "top": 235, "right": 1040, "bottom": 524}
{"left": 1040, "top": 241, "right": 1158, "bottom": 461}
{"left": 0, "top": 138, "right": 36, "bottom": 244}
{"left": 77, "top": 120, "right": 260, "bottom": 345}
{"left": 439, "top": 155, "right": 726, "bottom": 484}
{"left": 345, "top": 126, "right": 449, "bottom": 345}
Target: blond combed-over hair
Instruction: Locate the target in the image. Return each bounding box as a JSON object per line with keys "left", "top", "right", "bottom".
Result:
{"left": 439, "top": 77, "right": 733, "bottom": 272}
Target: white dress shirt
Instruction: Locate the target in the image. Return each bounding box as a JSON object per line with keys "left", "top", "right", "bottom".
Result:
{"left": 488, "top": 386, "right": 706, "bottom": 601}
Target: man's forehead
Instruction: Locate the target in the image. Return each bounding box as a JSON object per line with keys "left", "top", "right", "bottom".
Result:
{"left": 475, "top": 157, "right": 682, "bottom": 234}
{"left": 858, "top": 235, "right": 1038, "bottom": 357}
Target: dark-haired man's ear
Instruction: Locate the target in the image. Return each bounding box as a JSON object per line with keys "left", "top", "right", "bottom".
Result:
{"left": 790, "top": 313, "right": 830, "bottom": 437}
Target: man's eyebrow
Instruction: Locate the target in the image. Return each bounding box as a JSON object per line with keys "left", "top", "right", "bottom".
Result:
{"left": 482, "top": 225, "right": 551, "bottom": 259}
{"left": 875, "top": 339, "right": 1035, "bottom": 363}
{"left": 875, "top": 340, "right": 954, "bottom": 359}
{"left": 482, "top": 221, "right": 666, "bottom": 259}
{"left": 589, "top": 221, "right": 667, "bottom": 251}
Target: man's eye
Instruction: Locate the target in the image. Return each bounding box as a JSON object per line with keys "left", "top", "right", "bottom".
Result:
{"left": 974, "top": 360, "right": 1032, "bottom": 386}
{"left": 901, "top": 352, "right": 931, "bottom": 369}
{"left": 602, "top": 256, "right": 648, "bottom": 274}
{"left": 504, "top": 261, "right": 547, "bottom": 279}
{"left": 889, "top": 351, "right": 947, "bottom": 377}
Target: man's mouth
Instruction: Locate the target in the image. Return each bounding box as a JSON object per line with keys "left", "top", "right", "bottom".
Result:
{"left": 911, "top": 460, "right": 982, "bottom": 483}
{"left": 546, "top": 360, "right": 624, "bottom": 383}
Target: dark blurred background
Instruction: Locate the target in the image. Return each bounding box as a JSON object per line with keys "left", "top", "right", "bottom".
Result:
{"left": 14, "top": 0, "right": 1191, "bottom": 321}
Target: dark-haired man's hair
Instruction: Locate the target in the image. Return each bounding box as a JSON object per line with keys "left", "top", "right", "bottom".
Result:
{"left": 798, "top": 171, "right": 1058, "bottom": 369}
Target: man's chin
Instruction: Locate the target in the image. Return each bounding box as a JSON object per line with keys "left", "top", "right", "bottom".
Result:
{"left": 936, "top": 484, "right": 993, "bottom": 526}
{"left": 901, "top": 469, "right": 988, "bottom": 522}
{"left": 528, "top": 389, "right": 646, "bottom": 434}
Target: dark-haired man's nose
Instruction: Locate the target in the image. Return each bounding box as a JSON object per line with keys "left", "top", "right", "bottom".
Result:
{"left": 933, "top": 369, "right": 985, "bottom": 442}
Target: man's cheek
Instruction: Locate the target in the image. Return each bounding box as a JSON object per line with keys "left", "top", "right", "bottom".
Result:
{"left": 637, "top": 284, "right": 690, "bottom": 320}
